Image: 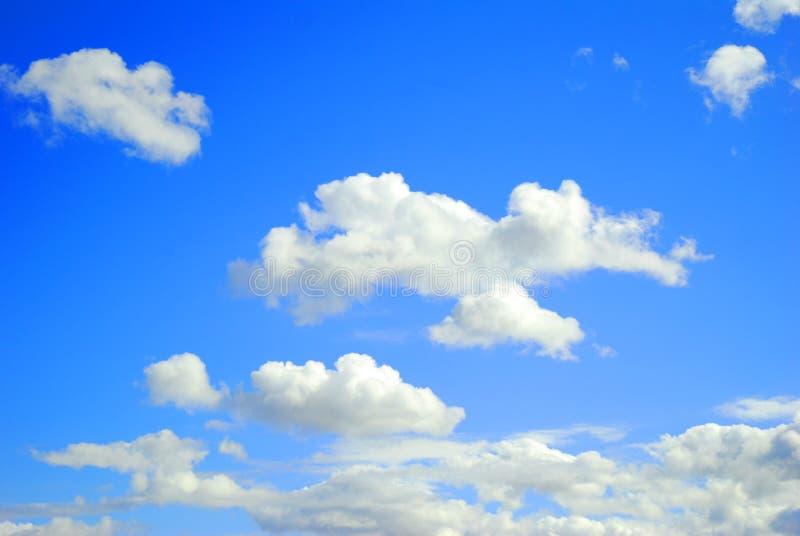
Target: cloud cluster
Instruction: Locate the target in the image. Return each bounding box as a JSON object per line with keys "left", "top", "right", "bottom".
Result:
{"left": 6, "top": 344, "right": 800, "bottom": 535}
{"left": 734, "top": 0, "right": 800, "bottom": 32}
{"left": 145, "top": 352, "right": 465, "bottom": 436}
{"left": 1, "top": 48, "right": 209, "bottom": 164}
{"left": 18, "top": 403, "right": 800, "bottom": 535}
{"left": 689, "top": 44, "right": 773, "bottom": 116}
{"left": 236, "top": 173, "right": 706, "bottom": 358}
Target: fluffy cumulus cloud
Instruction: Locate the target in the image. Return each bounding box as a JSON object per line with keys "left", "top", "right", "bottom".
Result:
{"left": 689, "top": 45, "right": 773, "bottom": 116}
{"left": 734, "top": 0, "right": 800, "bottom": 32}
{"left": 428, "top": 291, "right": 583, "bottom": 356}
{"left": 0, "top": 48, "right": 209, "bottom": 164}
{"left": 10, "top": 396, "right": 800, "bottom": 535}
{"left": 144, "top": 352, "right": 465, "bottom": 436}
{"left": 144, "top": 352, "right": 223, "bottom": 410}
{"left": 234, "top": 173, "right": 707, "bottom": 359}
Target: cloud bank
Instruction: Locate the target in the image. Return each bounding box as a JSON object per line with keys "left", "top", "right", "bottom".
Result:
{"left": 6, "top": 348, "right": 800, "bottom": 536}
{"left": 13, "top": 399, "right": 800, "bottom": 535}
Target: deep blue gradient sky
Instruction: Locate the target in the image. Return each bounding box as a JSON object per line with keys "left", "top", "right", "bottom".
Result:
{"left": 1, "top": 1, "right": 798, "bottom": 534}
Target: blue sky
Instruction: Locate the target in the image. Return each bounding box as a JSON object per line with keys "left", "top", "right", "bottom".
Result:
{"left": 1, "top": 1, "right": 799, "bottom": 535}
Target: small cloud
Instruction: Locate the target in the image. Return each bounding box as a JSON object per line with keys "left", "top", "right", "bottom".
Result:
{"left": 20, "top": 109, "right": 40, "bottom": 127}
{"left": 669, "top": 237, "right": 714, "bottom": 262}
{"left": 144, "top": 353, "right": 224, "bottom": 411}
{"left": 792, "top": 78, "right": 800, "bottom": 90}
{"left": 205, "top": 419, "right": 235, "bottom": 432}
{"left": 613, "top": 53, "right": 630, "bottom": 71}
{"left": 592, "top": 343, "right": 617, "bottom": 358}
{"left": 574, "top": 47, "right": 593, "bottom": 60}
{"left": 688, "top": 44, "right": 773, "bottom": 117}
{"left": 219, "top": 437, "right": 248, "bottom": 460}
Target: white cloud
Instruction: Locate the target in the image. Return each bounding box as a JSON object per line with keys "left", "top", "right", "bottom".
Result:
{"left": 734, "top": 0, "right": 800, "bottom": 32}
{"left": 23, "top": 412, "right": 800, "bottom": 535}
{"left": 35, "top": 429, "right": 259, "bottom": 509}
{"left": 144, "top": 353, "right": 223, "bottom": 410}
{"left": 204, "top": 419, "right": 235, "bottom": 432}
{"left": 1, "top": 48, "right": 209, "bottom": 164}
{"left": 574, "top": 47, "right": 593, "bottom": 59}
{"left": 718, "top": 396, "right": 800, "bottom": 421}
{"left": 793, "top": 78, "right": 800, "bottom": 90}
{"left": 612, "top": 53, "right": 630, "bottom": 71}
{"left": 219, "top": 437, "right": 248, "bottom": 460}
{"left": 35, "top": 429, "right": 207, "bottom": 476}
{"left": 144, "top": 352, "right": 465, "bottom": 436}
{"left": 238, "top": 173, "right": 707, "bottom": 358}
{"left": 0, "top": 517, "right": 117, "bottom": 536}
{"left": 240, "top": 353, "right": 465, "bottom": 436}
{"left": 592, "top": 343, "right": 617, "bottom": 358}
{"left": 689, "top": 45, "right": 773, "bottom": 116}
{"left": 428, "top": 289, "right": 584, "bottom": 358}
{"left": 669, "top": 236, "right": 715, "bottom": 262}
